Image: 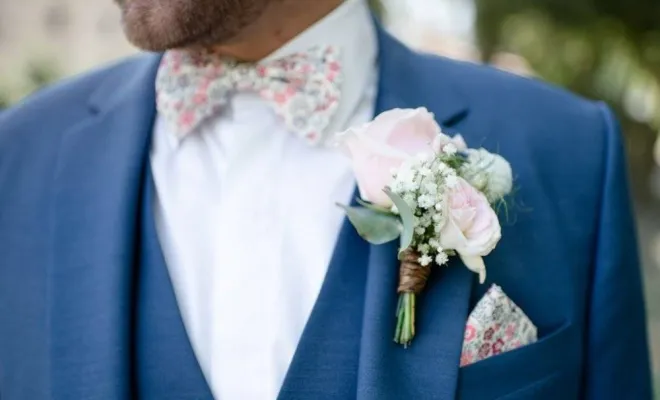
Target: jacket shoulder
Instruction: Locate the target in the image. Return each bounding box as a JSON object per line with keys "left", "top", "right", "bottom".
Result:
{"left": 0, "top": 54, "right": 155, "bottom": 144}
{"left": 420, "top": 53, "right": 605, "bottom": 129}
{"left": 0, "top": 53, "right": 159, "bottom": 186}
{"left": 415, "top": 54, "right": 612, "bottom": 164}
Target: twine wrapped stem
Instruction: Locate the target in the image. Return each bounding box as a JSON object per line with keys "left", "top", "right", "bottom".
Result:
{"left": 397, "top": 249, "right": 431, "bottom": 294}
{"left": 394, "top": 249, "right": 432, "bottom": 347}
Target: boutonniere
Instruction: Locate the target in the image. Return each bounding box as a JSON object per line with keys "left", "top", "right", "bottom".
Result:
{"left": 335, "top": 108, "right": 513, "bottom": 347}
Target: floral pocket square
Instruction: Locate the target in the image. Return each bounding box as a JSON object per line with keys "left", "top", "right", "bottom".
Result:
{"left": 460, "top": 284, "right": 537, "bottom": 367}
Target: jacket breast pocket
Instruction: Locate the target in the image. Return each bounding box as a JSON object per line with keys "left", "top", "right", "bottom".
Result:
{"left": 457, "top": 322, "right": 579, "bottom": 400}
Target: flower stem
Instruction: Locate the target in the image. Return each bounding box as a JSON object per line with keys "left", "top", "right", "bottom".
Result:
{"left": 394, "top": 292, "right": 417, "bottom": 348}
{"left": 411, "top": 292, "right": 416, "bottom": 337}
{"left": 395, "top": 295, "right": 404, "bottom": 341}
{"left": 403, "top": 294, "right": 411, "bottom": 344}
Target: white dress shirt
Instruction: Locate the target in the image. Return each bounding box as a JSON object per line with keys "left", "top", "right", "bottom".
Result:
{"left": 150, "top": 1, "right": 378, "bottom": 398}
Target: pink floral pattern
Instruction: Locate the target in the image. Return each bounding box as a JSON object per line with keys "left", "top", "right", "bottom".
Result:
{"left": 155, "top": 46, "right": 343, "bottom": 146}
{"left": 460, "top": 284, "right": 537, "bottom": 367}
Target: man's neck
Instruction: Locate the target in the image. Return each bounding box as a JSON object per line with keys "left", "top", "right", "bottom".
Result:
{"left": 209, "top": 0, "right": 344, "bottom": 62}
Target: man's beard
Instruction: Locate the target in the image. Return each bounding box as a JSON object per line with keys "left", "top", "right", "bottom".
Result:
{"left": 115, "top": 0, "right": 272, "bottom": 52}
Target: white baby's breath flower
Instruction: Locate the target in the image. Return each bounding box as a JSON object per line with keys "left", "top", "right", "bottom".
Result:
{"left": 418, "top": 254, "right": 433, "bottom": 267}
{"left": 429, "top": 238, "right": 440, "bottom": 248}
{"left": 413, "top": 176, "right": 424, "bottom": 190}
{"left": 419, "top": 166, "right": 432, "bottom": 177}
{"left": 445, "top": 174, "right": 459, "bottom": 188}
{"left": 435, "top": 252, "right": 449, "bottom": 265}
{"left": 442, "top": 143, "right": 457, "bottom": 156}
{"left": 415, "top": 227, "right": 426, "bottom": 236}
{"left": 434, "top": 161, "right": 448, "bottom": 174}
{"left": 404, "top": 179, "right": 419, "bottom": 192}
{"left": 417, "top": 244, "right": 430, "bottom": 254}
{"left": 419, "top": 214, "right": 432, "bottom": 228}
{"left": 441, "top": 167, "right": 455, "bottom": 177}
{"left": 418, "top": 194, "right": 435, "bottom": 209}
{"left": 423, "top": 182, "right": 438, "bottom": 195}
{"left": 432, "top": 132, "right": 467, "bottom": 154}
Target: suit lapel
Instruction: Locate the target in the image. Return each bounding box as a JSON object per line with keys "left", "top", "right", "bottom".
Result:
{"left": 49, "top": 54, "right": 162, "bottom": 399}
{"left": 354, "top": 27, "right": 474, "bottom": 399}
{"left": 281, "top": 25, "right": 475, "bottom": 399}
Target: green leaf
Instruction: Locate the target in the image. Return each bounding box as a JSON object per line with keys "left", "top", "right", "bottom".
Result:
{"left": 383, "top": 188, "right": 416, "bottom": 252}
{"left": 337, "top": 203, "right": 402, "bottom": 245}
{"left": 356, "top": 198, "right": 393, "bottom": 214}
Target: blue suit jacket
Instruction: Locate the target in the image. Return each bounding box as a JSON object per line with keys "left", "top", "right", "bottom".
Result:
{"left": 0, "top": 27, "right": 652, "bottom": 399}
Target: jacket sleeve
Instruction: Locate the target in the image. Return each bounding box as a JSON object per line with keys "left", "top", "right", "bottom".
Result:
{"left": 583, "top": 103, "right": 653, "bottom": 399}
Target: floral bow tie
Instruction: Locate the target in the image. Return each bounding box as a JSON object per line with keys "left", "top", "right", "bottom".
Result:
{"left": 155, "top": 46, "right": 343, "bottom": 145}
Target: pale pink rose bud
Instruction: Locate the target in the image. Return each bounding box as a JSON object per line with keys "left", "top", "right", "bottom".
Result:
{"left": 438, "top": 177, "right": 502, "bottom": 282}
{"left": 337, "top": 108, "right": 441, "bottom": 207}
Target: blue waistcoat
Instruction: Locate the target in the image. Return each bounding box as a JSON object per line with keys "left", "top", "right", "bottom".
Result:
{"left": 134, "top": 166, "right": 214, "bottom": 399}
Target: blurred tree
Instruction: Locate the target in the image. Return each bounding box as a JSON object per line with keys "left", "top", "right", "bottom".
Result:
{"left": 474, "top": 0, "right": 660, "bottom": 205}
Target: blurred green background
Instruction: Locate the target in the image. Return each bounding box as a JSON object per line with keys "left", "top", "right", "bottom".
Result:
{"left": 2, "top": 0, "right": 659, "bottom": 394}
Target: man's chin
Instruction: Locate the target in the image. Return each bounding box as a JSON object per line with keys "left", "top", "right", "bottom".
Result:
{"left": 120, "top": 14, "right": 194, "bottom": 52}
{"left": 122, "top": 27, "right": 173, "bottom": 52}
{"left": 122, "top": 19, "right": 237, "bottom": 52}
{"left": 116, "top": 0, "right": 264, "bottom": 52}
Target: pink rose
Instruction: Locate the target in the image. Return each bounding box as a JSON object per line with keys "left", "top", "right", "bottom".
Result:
{"left": 439, "top": 178, "right": 501, "bottom": 282}
{"left": 338, "top": 108, "right": 440, "bottom": 207}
